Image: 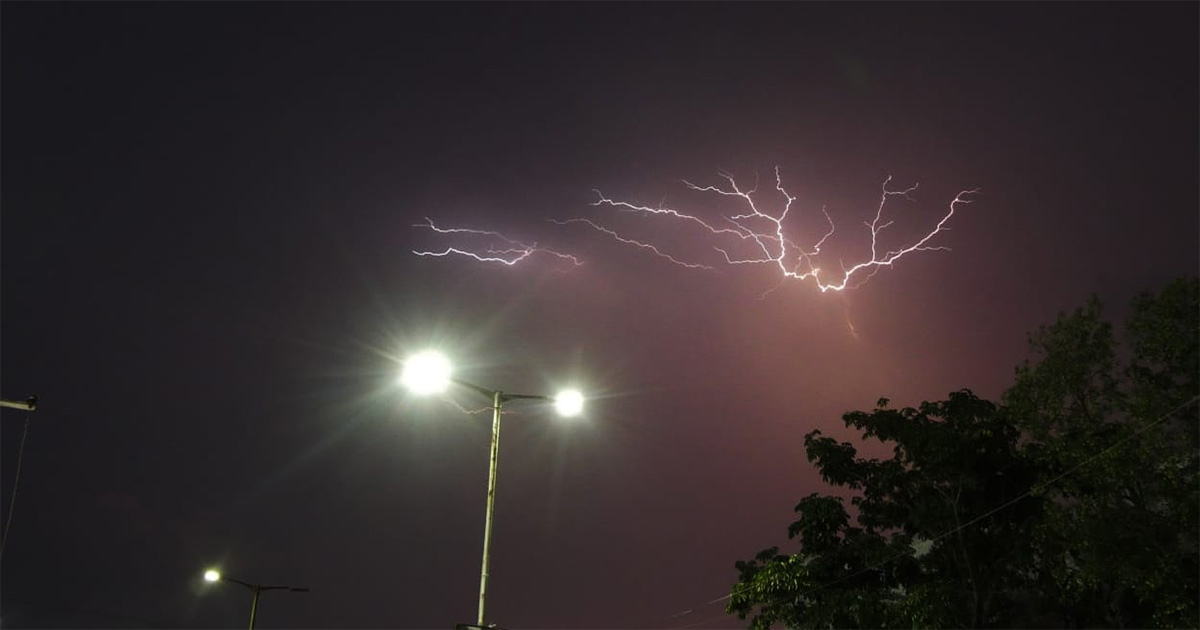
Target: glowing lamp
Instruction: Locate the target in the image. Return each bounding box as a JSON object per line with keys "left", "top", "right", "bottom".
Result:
{"left": 401, "top": 350, "right": 453, "bottom": 395}
{"left": 554, "top": 389, "right": 584, "bottom": 417}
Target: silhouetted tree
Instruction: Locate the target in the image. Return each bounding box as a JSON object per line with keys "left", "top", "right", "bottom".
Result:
{"left": 727, "top": 390, "right": 1040, "bottom": 628}
{"left": 1005, "top": 276, "right": 1199, "bottom": 628}
{"left": 728, "top": 277, "right": 1199, "bottom": 629}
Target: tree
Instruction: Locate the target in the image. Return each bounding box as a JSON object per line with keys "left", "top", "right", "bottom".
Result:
{"left": 728, "top": 277, "right": 1198, "bottom": 629}
{"left": 1004, "top": 276, "right": 1199, "bottom": 628}
{"left": 727, "top": 391, "right": 1041, "bottom": 629}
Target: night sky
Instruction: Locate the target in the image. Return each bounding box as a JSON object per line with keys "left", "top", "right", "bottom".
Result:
{"left": 1, "top": 3, "right": 1196, "bottom": 629}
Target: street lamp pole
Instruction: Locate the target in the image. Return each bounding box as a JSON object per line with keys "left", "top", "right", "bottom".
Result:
{"left": 401, "top": 352, "right": 584, "bottom": 627}
{"left": 204, "top": 571, "right": 308, "bottom": 630}
{"left": 449, "top": 378, "right": 553, "bottom": 626}
{"left": 479, "top": 388, "right": 502, "bottom": 627}
{"left": 228, "top": 579, "right": 309, "bottom": 630}
{"left": 249, "top": 585, "right": 261, "bottom": 630}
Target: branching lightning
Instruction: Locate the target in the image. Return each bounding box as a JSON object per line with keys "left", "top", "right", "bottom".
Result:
{"left": 549, "top": 218, "right": 713, "bottom": 269}
{"left": 437, "top": 396, "right": 492, "bottom": 416}
{"left": 413, "top": 218, "right": 582, "bottom": 267}
{"left": 582, "top": 168, "right": 978, "bottom": 292}
{"left": 411, "top": 169, "right": 978, "bottom": 294}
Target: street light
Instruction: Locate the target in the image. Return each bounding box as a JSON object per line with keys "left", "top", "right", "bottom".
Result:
{"left": 400, "top": 350, "right": 584, "bottom": 626}
{"left": 202, "top": 568, "right": 309, "bottom": 630}
{"left": 400, "top": 350, "right": 453, "bottom": 395}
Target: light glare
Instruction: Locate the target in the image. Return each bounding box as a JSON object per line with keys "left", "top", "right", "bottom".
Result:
{"left": 401, "top": 350, "right": 452, "bottom": 395}
{"left": 554, "top": 389, "right": 584, "bottom": 417}
{"left": 204, "top": 569, "right": 221, "bottom": 582}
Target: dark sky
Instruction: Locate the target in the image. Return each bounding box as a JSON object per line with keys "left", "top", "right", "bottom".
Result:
{"left": 1, "top": 3, "right": 1196, "bottom": 629}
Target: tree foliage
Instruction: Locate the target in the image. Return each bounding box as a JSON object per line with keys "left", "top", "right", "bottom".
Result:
{"left": 728, "top": 277, "right": 1198, "bottom": 629}
{"left": 1005, "top": 277, "right": 1199, "bottom": 628}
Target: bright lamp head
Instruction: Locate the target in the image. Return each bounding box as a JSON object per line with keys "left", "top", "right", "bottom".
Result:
{"left": 554, "top": 389, "right": 584, "bottom": 417}
{"left": 204, "top": 569, "right": 221, "bottom": 583}
{"left": 401, "top": 350, "right": 453, "bottom": 395}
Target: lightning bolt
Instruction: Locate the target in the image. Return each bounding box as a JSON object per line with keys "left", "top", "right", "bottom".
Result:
{"left": 582, "top": 167, "right": 978, "bottom": 292}
{"left": 412, "top": 218, "right": 583, "bottom": 267}
{"left": 549, "top": 218, "right": 713, "bottom": 269}
{"left": 841, "top": 294, "right": 860, "bottom": 340}
{"left": 411, "top": 168, "right": 978, "bottom": 296}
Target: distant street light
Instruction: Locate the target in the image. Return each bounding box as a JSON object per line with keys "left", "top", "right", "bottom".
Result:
{"left": 202, "top": 568, "right": 309, "bottom": 630}
{"left": 400, "top": 350, "right": 584, "bottom": 626}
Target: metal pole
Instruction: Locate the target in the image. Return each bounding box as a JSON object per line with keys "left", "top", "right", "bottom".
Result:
{"left": 248, "top": 586, "right": 261, "bottom": 630}
{"left": 477, "top": 390, "right": 503, "bottom": 625}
